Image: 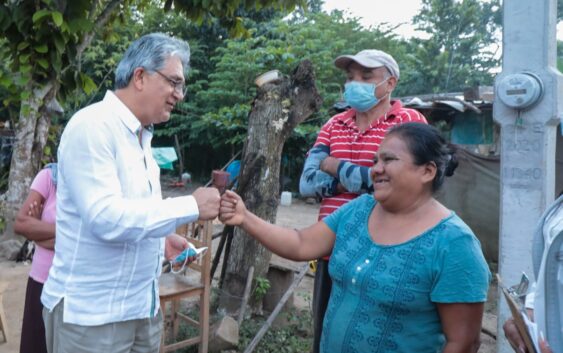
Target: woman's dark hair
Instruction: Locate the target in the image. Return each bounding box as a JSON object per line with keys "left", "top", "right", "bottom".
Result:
{"left": 386, "top": 122, "right": 458, "bottom": 192}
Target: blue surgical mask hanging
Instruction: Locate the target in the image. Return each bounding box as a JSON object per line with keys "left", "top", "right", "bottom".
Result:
{"left": 344, "top": 79, "right": 389, "bottom": 112}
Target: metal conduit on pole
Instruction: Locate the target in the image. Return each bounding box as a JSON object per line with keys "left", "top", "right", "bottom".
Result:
{"left": 493, "top": 0, "right": 563, "bottom": 351}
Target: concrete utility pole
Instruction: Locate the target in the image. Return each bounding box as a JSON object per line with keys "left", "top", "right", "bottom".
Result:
{"left": 493, "top": 0, "right": 563, "bottom": 352}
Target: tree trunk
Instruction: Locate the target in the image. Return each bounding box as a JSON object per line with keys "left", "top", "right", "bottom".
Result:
{"left": 218, "top": 60, "right": 322, "bottom": 313}
{"left": 3, "top": 81, "right": 58, "bottom": 219}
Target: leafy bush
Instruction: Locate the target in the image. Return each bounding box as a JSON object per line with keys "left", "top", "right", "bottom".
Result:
{"left": 253, "top": 276, "right": 271, "bottom": 301}
{"left": 238, "top": 308, "right": 313, "bottom": 353}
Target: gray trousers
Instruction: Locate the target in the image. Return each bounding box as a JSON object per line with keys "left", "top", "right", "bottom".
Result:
{"left": 43, "top": 300, "right": 162, "bottom": 353}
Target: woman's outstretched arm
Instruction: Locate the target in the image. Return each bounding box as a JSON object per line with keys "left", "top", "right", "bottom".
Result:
{"left": 219, "top": 190, "right": 335, "bottom": 261}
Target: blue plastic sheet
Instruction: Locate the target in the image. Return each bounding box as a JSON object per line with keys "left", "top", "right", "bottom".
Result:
{"left": 152, "top": 147, "right": 178, "bottom": 170}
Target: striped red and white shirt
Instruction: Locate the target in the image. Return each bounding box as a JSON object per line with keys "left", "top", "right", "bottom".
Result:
{"left": 314, "top": 100, "right": 427, "bottom": 220}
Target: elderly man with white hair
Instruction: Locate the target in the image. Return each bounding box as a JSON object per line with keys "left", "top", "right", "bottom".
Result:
{"left": 41, "top": 33, "right": 220, "bottom": 353}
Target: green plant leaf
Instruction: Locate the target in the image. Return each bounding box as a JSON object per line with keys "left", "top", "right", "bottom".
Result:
{"left": 32, "top": 9, "right": 51, "bottom": 23}
{"left": 79, "top": 73, "right": 97, "bottom": 94}
{"left": 51, "top": 11, "right": 63, "bottom": 27}
{"left": 20, "top": 64, "right": 32, "bottom": 73}
{"left": 20, "top": 90, "right": 31, "bottom": 100}
{"left": 34, "top": 44, "right": 48, "bottom": 53}
{"left": 0, "top": 75, "right": 12, "bottom": 87}
{"left": 17, "top": 42, "right": 30, "bottom": 51}
{"left": 16, "top": 75, "right": 30, "bottom": 86}
{"left": 53, "top": 35, "right": 65, "bottom": 54}
{"left": 37, "top": 58, "right": 49, "bottom": 69}
{"left": 18, "top": 53, "right": 30, "bottom": 64}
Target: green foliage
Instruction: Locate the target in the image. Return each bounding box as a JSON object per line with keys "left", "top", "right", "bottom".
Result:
{"left": 0, "top": 0, "right": 502, "bottom": 191}
{"left": 62, "top": 20, "right": 141, "bottom": 121}
{"left": 41, "top": 124, "right": 63, "bottom": 166}
{"left": 172, "top": 305, "right": 209, "bottom": 353}
{"left": 164, "top": 0, "right": 306, "bottom": 37}
{"left": 404, "top": 0, "right": 501, "bottom": 94}
{"left": 160, "top": 11, "right": 404, "bottom": 181}
{"left": 0, "top": 38, "right": 18, "bottom": 123}
{"left": 173, "top": 303, "right": 312, "bottom": 353}
{"left": 153, "top": 3, "right": 501, "bottom": 184}
{"left": 0, "top": 0, "right": 142, "bottom": 107}
{"left": 238, "top": 308, "right": 313, "bottom": 353}
{"left": 0, "top": 0, "right": 306, "bottom": 202}
{"left": 253, "top": 276, "right": 271, "bottom": 301}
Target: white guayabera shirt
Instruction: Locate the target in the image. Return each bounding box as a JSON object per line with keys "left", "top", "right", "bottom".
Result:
{"left": 42, "top": 91, "right": 199, "bottom": 325}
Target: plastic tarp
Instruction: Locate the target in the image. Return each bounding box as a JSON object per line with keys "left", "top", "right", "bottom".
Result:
{"left": 436, "top": 148, "right": 501, "bottom": 262}
{"left": 226, "top": 160, "right": 240, "bottom": 183}
{"left": 152, "top": 147, "right": 177, "bottom": 170}
{"left": 436, "top": 138, "right": 563, "bottom": 264}
{"left": 451, "top": 112, "right": 494, "bottom": 145}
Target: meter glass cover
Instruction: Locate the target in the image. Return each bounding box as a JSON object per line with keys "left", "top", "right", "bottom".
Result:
{"left": 507, "top": 89, "right": 527, "bottom": 95}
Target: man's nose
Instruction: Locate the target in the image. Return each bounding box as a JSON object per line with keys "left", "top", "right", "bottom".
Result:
{"left": 173, "top": 89, "right": 185, "bottom": 100}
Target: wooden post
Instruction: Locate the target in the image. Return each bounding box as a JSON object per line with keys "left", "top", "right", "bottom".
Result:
{"left": 173, "top": 134, "right": 183, "bottom": 181}
{"left": 238, "top": 266, "right": 255, "bottom": 326}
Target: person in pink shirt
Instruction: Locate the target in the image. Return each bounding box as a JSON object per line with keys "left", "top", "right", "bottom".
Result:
{"left": 14, "top": 164, "right": 57, "bottom": 353}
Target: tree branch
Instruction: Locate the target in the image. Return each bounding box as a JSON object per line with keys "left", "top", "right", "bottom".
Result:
{"left": 88, "top": 0, "right": 100, "bottom": 20}
{"left": 76, "top": 0, "right": 121, "bottom": 68}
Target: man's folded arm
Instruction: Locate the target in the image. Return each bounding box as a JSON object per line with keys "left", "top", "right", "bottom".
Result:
{"left": 299, "top": 145, "right": 338, "bottom": 198}
{"left": 336, "top": 161, "right": 373, "bottom": 194}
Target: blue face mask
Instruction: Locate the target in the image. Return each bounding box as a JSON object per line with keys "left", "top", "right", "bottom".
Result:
{"left": 344, "top": 79, "right": 388, "bottom": 112}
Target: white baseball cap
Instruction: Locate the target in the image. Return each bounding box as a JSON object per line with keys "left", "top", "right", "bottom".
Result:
{"left": 334, "top": 49, "right": 400, "bottom": 79}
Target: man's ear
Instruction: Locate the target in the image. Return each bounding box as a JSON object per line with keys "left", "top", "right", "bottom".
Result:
{"left": 132, "top": 67, "right": 145, "bottom": 91}
{"left": 387, "top": 76, "right": 398, "bottom": 91}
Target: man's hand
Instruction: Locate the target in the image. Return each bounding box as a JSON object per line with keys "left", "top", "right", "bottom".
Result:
{"left": 192, "top": 187, "right": 220, "bottom": 220}
{"left": 164, "top": 233, "right": 189, "bottom": 262}
{"left": 320, "top": 156, "right": 341, "bottom": 177}
{"left": 539, "top": 337, "right": 553, "bottom": 353}
{"left": 503, "top": 317, "right": 531, "bottom": 353}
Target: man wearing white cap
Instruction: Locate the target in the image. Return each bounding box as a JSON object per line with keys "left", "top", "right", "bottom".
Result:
{"left": 299, "top": 49, "right": 427, "bottom": 353}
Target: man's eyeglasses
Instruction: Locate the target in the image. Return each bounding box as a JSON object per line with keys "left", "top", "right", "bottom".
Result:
{"left": 154, "top": 70, "right": 187, "bottom": 96}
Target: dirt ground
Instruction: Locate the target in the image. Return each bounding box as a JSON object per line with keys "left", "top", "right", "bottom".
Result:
{"left": 0, "top": 188, "right": 498, "bottom": 353}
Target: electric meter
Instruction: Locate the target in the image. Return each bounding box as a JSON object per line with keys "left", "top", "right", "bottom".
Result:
{"left": 497, "top": 72, "right": 544, "bottom": 110}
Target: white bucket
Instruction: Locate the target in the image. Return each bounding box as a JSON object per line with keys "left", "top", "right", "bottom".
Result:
{"left": 280, "top": 191, "right": 292, "bottom": 206}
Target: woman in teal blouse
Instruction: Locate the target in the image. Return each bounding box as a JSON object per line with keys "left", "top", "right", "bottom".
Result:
{"left": 220, "top": 122, "right": 491, "bottom": 353}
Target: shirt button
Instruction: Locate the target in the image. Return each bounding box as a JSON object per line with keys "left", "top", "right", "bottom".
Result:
{"left": 356, "top": 266, "right": 362, "bottom": 271}
{"left": 365, "top": 259, "right": 370, "bottom": 264}
{"left": 351, "top": 278, "right": 356, "bottom": 284}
